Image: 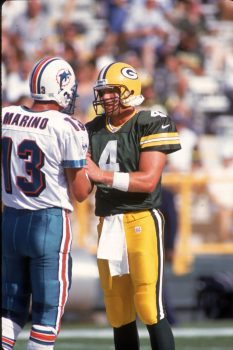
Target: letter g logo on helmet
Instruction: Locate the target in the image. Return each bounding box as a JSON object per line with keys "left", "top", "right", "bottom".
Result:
{"left": 121, "top": 67, "right": 138, "bottom": 80}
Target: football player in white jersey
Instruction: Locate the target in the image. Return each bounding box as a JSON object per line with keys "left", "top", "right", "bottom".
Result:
{"left": 1, "top": 56, "right": 92, "bottom": 350}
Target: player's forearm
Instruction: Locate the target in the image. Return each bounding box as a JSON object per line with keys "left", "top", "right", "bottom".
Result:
{"left": 97, "top": 170, "right": 159, "bottom": 193}
{"left": 128, "top": 171, "right": 161, "bottom": 193}
{"left": 69, "top": 180, "right": 92, "bottom": 202}
{"left": 66, "top": 167, "right": 93, "bottom": 202}
{"left": 86, "top": 152, "right": 165, "bottom": 193}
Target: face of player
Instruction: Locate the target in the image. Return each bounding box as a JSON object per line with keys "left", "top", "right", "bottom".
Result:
{"left": 97, "top": 88, "right": 121, "bottom": 118}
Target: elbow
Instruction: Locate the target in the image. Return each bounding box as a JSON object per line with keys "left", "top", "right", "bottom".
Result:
{"left": 146, "top": 183, "right": 156, "bottom": 193}
{"left": 143, "top": 178, "right": 158, "bottom": 193}
{"left": 76, "top": 196, "right": 87, "bottom": 203}
{"left": 73, "top": 188, "right": 91, "bottom": 202}
{"left": 73, "top": 191, "right": 88, "bottom": 203}
{"left": 72, "top": 185, "right": 93, "bottom": 202}
{"left": 130, "top": 176, "right": 158, "bottom": 193}
{"left": 135, "top": 182, "right": 155, "bottom": 193}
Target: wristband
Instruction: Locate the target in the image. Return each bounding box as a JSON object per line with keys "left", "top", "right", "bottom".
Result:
{"left": 112, "top": 172, "right": 129, "bottom": 192}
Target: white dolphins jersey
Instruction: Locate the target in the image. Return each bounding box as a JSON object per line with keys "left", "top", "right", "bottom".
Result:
{"left": 2, "top": 105, "right": 89, "bottom": 211}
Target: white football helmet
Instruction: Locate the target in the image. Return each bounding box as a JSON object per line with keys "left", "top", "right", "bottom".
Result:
{"left": 29, "top": 56, "right": 77, "bottom": 115}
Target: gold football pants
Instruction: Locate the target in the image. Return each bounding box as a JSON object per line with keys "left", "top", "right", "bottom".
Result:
{"left": 97, "top": 209, "right": 166, "bottom": 328}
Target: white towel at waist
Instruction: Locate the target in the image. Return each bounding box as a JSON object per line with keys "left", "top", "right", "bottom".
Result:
{"left": 97, "top": 214, "right": 129, "bottom": 277}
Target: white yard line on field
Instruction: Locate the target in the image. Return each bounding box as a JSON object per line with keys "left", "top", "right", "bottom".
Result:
{"left": 17, "top": 327, "right": 233, "bottom": 340}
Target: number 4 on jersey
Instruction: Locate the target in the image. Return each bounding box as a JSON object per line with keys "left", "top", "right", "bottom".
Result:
{"left": 98, "top": 140, "right": 120, "bottom": 171}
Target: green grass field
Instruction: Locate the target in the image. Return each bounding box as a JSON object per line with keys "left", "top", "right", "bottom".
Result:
{"left": 14, "top": 320, "right": 233, "bottom": 350}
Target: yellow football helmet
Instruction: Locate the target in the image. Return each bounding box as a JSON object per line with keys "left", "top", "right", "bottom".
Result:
{"left": 93, "top": 62, "right": 144, "bottom": 115}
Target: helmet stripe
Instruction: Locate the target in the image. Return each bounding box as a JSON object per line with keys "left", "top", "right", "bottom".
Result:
{"left": 30, "top": 57, "right": 60, "bottom": 94}
{"left": 99, "top": 62, "right": 115, "bottom": 80}
{"left": 36, "top": 57, "right": 60, "bottom": 94}
{"left": 30, "top": 57, "right": 51, "bottom": 93}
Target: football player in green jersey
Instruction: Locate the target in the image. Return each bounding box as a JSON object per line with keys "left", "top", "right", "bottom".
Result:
{"left": 85, "top": 62, "right": 181, "bottom": 350}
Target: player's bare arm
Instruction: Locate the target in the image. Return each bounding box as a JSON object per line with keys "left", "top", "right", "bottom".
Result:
{"left": 86, "top": 151, "right": 167, "bottom": 193}
{"left": 65, "top": 167, "right": 93, "bottom": 202}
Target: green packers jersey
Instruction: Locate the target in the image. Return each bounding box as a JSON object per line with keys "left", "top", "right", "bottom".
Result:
{"left": 86, "top": 110, "right": 181, "bottom": 216}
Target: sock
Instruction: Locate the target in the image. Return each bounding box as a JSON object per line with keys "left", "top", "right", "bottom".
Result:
{"left": 147, "top": 318, "right": 175, "bottom": 350}
{"left": 27, "top": 325, "right": 57, "bottom": 350}
{"left": 2, "top": 317, "right": 22, "bottom": 350}
{"left": 113, "top": 320, "right": 140, "bottom": 350}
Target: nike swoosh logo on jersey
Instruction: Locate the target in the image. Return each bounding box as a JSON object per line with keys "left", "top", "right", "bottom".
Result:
{"left": 161, "top": 124, "right": 170, "bottom": 129}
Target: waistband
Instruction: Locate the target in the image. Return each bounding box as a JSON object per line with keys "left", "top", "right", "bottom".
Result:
{"left": 100, "top": 209, "right": 161, "bottom": 223}
{"left": 3, "top": 206, "right": 68, "bottom": 215}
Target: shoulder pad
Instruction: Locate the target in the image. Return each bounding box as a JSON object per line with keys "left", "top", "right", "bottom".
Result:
{"left": 64, "top": 117, "right": 86, "bottom": 132}
{"left": 86, "top": 115, "right": 103, "bottom": 130}
{"left": 137, "top": 109, "right": 169, "bottom": 125}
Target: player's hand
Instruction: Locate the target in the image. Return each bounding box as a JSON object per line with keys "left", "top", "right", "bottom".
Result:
{"left": 85, "top": 153, "right": 103, "bottom": 183}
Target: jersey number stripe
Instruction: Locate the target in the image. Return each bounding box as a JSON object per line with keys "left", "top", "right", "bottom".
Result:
{"left": 2, "top": 137, "right": 46, "bottom": 197}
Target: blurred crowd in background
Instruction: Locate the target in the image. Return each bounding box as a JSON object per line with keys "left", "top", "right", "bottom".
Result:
{"left": 2, "top": 0, "right": 233, "bottom": 244}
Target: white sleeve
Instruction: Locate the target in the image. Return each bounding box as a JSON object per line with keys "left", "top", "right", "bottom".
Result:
{"left": 61, "top": 120, "right": 89, "bottom": 168}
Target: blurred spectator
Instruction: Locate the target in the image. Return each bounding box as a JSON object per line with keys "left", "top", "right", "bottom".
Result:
{"left": 167, "top": 100, "right": 200, "bottom": 172}
{"left": 4, "top": 58, "right": 31, "bottom": 104}
{"left": 76, "top": 59, "right": 98, "bottom": 123}
{"left": 7, "top": 0, "right": 56, "bottom": 60}
{"left": 1, "top": 62, "right": 7, "bottom": 104}
{"left": 207, "top": 144, "right": 233, "bottom": 242}
{"left": 139, "top": 73, "right": 168, "bottom": 114}
{"left": 123, "top": 0, "right": 176, "bottom": 73}
{"left": 154, "top": 52, "right": 188, "bottom": 104}
{"left": 140, "top": 77, "right": 160, "bottom": 109}
{"left": 223, "top": 44, "right": 233, "bottom": 113}
{"left": 218, "top": 0, "right": 233, "bottom": 20}
{"left": 104, "top": 0, "right": 129, "bottom": 52}
{"left": 175, "top": 28, "right": 205, "bottom": 76}
{"left": 106, "top": 0, "right": 128, "bottom": 34}
{"left": 56, "top": 21, "right": 87, "bottom": 66}
{"left": 166, "top": 1, "right": 208, "bottom": 77}
{"left": 92, "top": 40, "right": 116, "bottom": 71}
{"left": 2, "top": 1, "right": 26, "bottom": 30}
{"left": 168, "top": 0, "right": 207, "bottom": 35}
{"left": 120, "top": 50, "right": 146, "bottom": 72}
